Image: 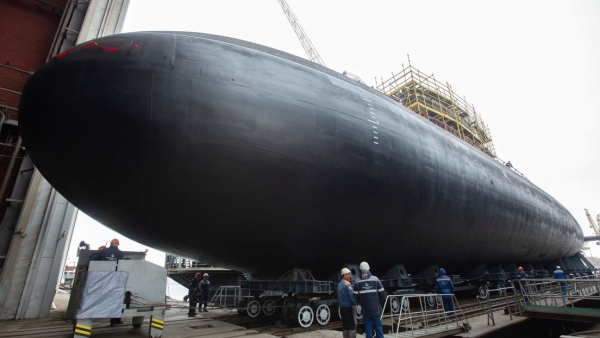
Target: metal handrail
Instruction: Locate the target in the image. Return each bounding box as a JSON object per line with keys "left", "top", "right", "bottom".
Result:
{"left": 381, "top": 293, "right": 470, "bottom": 337}
{"left": 475, "top": 285, "right": 521, "bottom": 326}
{"left": 513, "top": 277, "right": 600, "bottom": 312}
{"left": 210, "top": 285, "right": 252, "bottom": 307}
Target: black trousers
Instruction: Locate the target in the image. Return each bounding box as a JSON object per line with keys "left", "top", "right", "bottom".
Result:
{"left": 200, "top": 294, "right": 208, "bottom": 308}
{"left": 340, "top": 306, "right": 356, "bottom": 330}
{"left": 188, "top": 295, "right": 198, "bottom": 314}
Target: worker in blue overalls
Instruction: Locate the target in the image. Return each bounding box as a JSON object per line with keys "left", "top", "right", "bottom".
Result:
{"left": 435, "top": 268, "right": 455, "bottom": 315}
{"left": 554, "top": 266, "right": 567, "bottom": 295}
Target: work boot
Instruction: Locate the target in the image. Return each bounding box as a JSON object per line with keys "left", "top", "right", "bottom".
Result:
{"left": 342, "top": 330, "right": 349, "bottom": 338}
{"left": 203, "top": 308, "right": 208, "bottom": 312}
{"left": 188, "top": 313, "right": 196, "bottom": 317}
{"left": 114, "top": 319, "right": 124, "bottom": 325}
{"left": 348, "top": 332, "right": 356, "bottom": 338}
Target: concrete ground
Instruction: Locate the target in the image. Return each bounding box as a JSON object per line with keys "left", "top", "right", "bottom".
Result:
{"left": 0, "top": 290, "right": 546, "bottom": 338}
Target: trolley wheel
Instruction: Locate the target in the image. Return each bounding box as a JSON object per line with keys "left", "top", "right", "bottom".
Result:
{"left": 247, "top": 300, "right": 261, "bottom": 317}
{"left": 427, "top": 293, "right": 436, "bottom": 307}
{"left": 315, "top": 304, "right": 331, "bottom": 325}
{"left": 263, "top": 300, "right": 276, "bottom": 316}
{"left": 497, "top": 282, "right": 505, "bottom": 295}
{"left": 297, "top": 305, "right": 314, "bottom": 328}
{"left": 478, "top": 285, "right": 489, "bottom": 297}
{"left": 281, "top": 299, "right": 295, "bottom": 324}
{"left": 355, "top": 304, "right": 363, "bottom": 319}
{"left": 391, "top": 296, "right": 401, "bottom": 314}
{"left": 402, "top": 297, "right": 410, "bottom": 311}
{"left": 132, "top": 316, "right": 144, "bottom": 329}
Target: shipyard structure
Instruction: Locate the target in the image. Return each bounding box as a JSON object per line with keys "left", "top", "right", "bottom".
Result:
{"left": 0, "top": 0, "right": 130, "bottom": 320}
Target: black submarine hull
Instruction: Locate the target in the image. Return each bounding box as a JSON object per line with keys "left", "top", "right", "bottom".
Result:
{"left": 19, "top": 32, "right": 583, "bottom": 276}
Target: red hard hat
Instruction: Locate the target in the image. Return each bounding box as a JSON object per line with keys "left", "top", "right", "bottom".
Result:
{"left": 110, "top": 238, "right": 120, "bottom": 245}
{"left": 518, "top": 267, "right": 523, "bottom": 271}
{"left": 98, "top": 246, "right": 106, "bottom": 251}
{"left": 195, "top": 273, "right": 202, "bottom": 278}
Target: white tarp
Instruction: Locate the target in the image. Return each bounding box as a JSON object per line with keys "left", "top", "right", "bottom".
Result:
{"left": 76, "top": 271, "right": 129, "bottom": 319}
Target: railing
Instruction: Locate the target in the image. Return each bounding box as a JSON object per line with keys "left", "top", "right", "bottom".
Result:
{"left": 514, "top": 277, "right": 600, "bottom": 310}
{"left": 211, "top": 286, "right": 251, "bottom": 307}
{"left": 476, "top": 285, "right": 521, "bottom": 325}
{"left": 381, "top": 294, "right": 470, "bottom": 337}
{"left": 165, "top": 254, "right": 205, "bottom": 269}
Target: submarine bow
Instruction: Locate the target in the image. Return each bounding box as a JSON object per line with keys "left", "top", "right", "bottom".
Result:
{"left": 18, "top": 31, "right": 583, "bottom": 276}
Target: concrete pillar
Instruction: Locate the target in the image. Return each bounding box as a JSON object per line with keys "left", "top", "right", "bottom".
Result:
{"left": 78, "top": 0, "right": 130, "bottom": 43}
{"left": 0, "top": 168, "right": 77, "bottom": 319}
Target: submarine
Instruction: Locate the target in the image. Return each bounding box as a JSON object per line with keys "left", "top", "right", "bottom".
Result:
{"left": 18, "top": 31, "right": 583, "bottom": 277}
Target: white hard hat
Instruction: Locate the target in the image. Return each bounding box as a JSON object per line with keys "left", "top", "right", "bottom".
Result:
{"left": 203, "top": 273, "right": 209, "bottom": 277}
{"left": 359, "top": 262, "right": 370, "bottom": 271}
{"left": 341, "top": 268, "right": 351, "bottom": 276}
{"left": 556, "top": 266, "right": 561, "bottom": 269}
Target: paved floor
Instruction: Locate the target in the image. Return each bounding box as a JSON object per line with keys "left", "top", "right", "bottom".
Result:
{"left": 0, "top": 314, "right": 278, "bottom": 338}
{"left": 0, "top": 291, "right": 529, "bottom": 338}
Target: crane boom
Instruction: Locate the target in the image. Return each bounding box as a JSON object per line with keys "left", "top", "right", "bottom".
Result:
{"left": 277, "top": 0, "right": 326, "bottom": 66}
{"left": 585, "top": 208, "right": 600, "bottom": 236}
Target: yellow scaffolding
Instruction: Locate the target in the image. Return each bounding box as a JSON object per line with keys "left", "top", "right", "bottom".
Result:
{"left": 375, "top": 62, "right": 496, "bottom": 158}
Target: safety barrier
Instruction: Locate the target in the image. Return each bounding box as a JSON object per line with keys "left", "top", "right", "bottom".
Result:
{"left": 211, "top": 286, "right": 251, "bottom": 307}
{"left": 476, "top": 285, "right": 521, "bottom": 325}
{"left": 381, "top": 294, "right": 470, "bottom": 337}
{"left": 513, "top": 277, "right": 600, "bottom": 320}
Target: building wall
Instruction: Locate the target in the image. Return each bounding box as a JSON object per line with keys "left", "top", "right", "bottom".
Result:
{"left": 0, "top": 0, "right": 67, "bottom": 112}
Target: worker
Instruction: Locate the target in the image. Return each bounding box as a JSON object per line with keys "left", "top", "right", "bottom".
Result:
{"left": 99, "top": 239, "right": 124, "bottom": 326}
{"left": 338, "top": 268, "right": 357, "bottom": 338}
{"left": 199, "top": 273, "right": 211, "bottom": 312}
{"left": 353, "top": 262, "right": 386, "bottom": 338}
{"left": 78, "top": 241, "right": 90, "bottom": 250}
{"left": 188, "top": 273, "right": 202, "bottom": 317}
{"left": 554, "top": 266, "right": 567, "bottom": 295}
{"left": 86, "top": 246, "right": 106, "bottom": 270}
{"left": 99, "top": 238, "right": 123, "bottom": 261}
{"left": 506, "top": 161, "right": 513, "bottom": 168}
{"left": 89, "top": 245, "right": 106, "bottom": 261}
{"left": 514, "top": 267, "right": 528, "bottom": 302}
{"left": 515, "top": 266, "right": 527, "bottom": 285}
{"left": 435, "top": 268, "right": 455, "bottom": 315}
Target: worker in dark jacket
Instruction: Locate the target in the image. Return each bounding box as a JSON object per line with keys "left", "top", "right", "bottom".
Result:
{"left": 514, "top": 266, "right": 527, "bottom": 290}
{"left": 554, "top": 266, "right": 567, "bottom": 295}
{"left": 338, "top": 268, "right": 357, "bottom": 338}
{"left": 100, "top": 239, "right": 124, "bottom": 326}
{"left": 188, "top": 273, "right": 202, "bottom": 317}
{"left": 435, "top": 268, "right": 455, "bottom": 315}
{"left": 199, "top": 273, "right": 211, "bottom": 312}
{"left": 100, "top": 239, "right": 123, "bottom": 261}
{"left": 86, "top": 246, "right": 106, "bottom": 270}
{"left": 353, "top": 262, "right": 386, "bottom": 338}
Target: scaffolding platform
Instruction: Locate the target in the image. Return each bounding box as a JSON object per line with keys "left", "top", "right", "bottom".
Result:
{"left": 375, "top": 62, "right": 496, "bottom": 158}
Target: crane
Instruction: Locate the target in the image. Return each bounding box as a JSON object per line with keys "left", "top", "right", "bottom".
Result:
{"left": 277, "top": 0, "right": 326, "bottom": 66}
{"left": 584, "top": 208, "right": 600, "bottom": 245}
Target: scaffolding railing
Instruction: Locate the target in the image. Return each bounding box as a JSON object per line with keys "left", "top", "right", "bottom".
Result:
{"left": 375, "top": 64, "right": 496, "bottom": 158}
{"left": 381, "top": 293, "right": 470, "bottom": 337}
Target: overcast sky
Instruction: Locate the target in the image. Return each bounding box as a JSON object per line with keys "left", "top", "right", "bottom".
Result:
{"left": 68, "top": 0, "right": 600, "bottom": 264}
